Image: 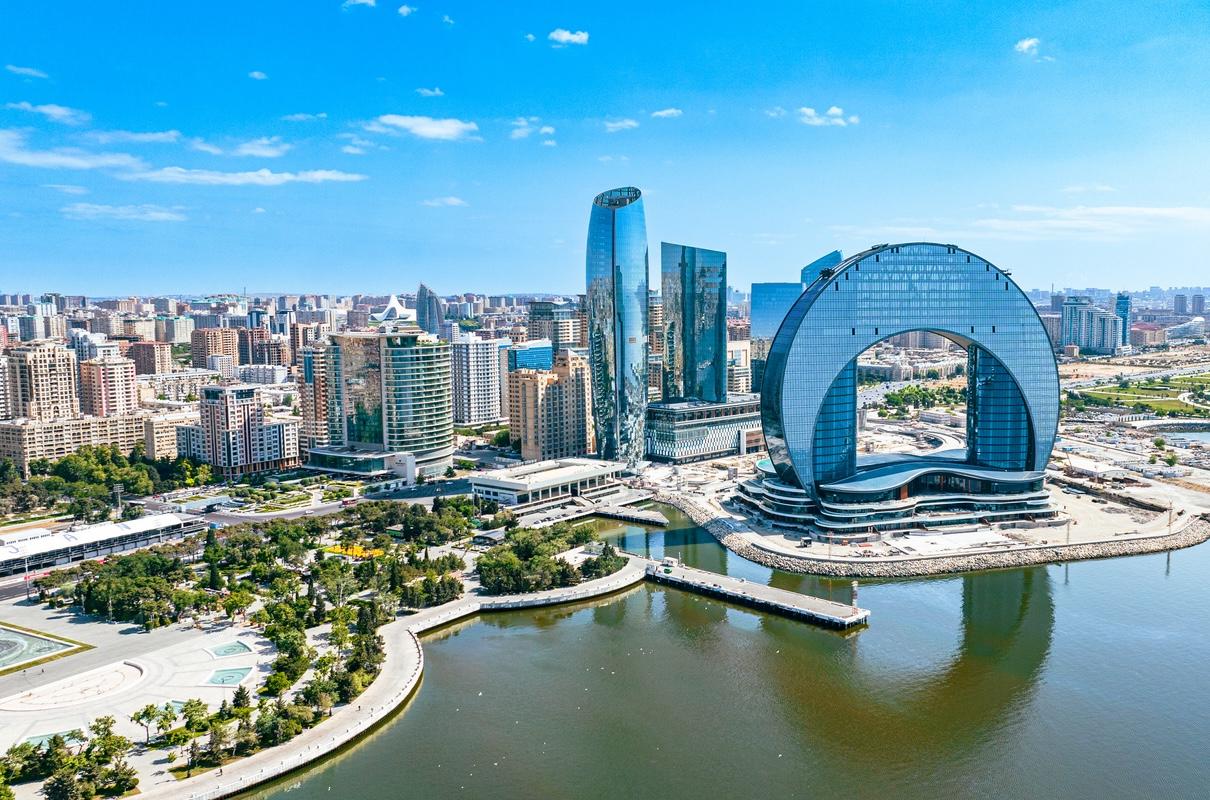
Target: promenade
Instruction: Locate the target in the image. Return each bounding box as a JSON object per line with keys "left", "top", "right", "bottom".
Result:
{"left": 144, "top": 554, "right": 648, "bottom": 800}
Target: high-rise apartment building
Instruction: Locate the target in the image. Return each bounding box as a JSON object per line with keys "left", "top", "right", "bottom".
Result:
{"left": 127, "top": 341, "right": 174, "bottom": 375}
{"left": 155, "top": 315, "right": 195, "bottom": 344}
{"left": 191, "top": 327, "right": 239, "bottom": 368}
{"left": 6, "top": 341, "right": 79, "bottom": 420}
{"left": 79, "top": 356, "right": 138, "bottom": 417}
{"left": 237, "top": 326, "right": 269, "bottom": 365}
{"left": 527, "top": 301, "right": 581, "bottom": 351}
{"left": 1194, "top": 295, "right": 1206, "bottom": 316}
{"left": 289, "top": 322, "right": 328, "bottom": 366}
{"left": 511, "top": 349, "right": 594, "bottom": 462}
{"left": 647, "top": 291, "right": 664, "bottom": 357}
{"left": 661, "top": 242, "right": 727, "bottom": 403}
{"left": 1062, "top": 297, "right": 1125, "bottom": 355}
{"left": 586, "top": 186, "right": 648, "bottom": 464}
{"left": 299, "top": 345, "right": 332, "bottom": 453}
{"left": 1174, "top": 294, "right": 1189, "bottom": 315}
{"left": 451, "top": 332, "right": 509, "bottom": 426}
{"left": 177, "top": 384, "right": 299, "bottom": 477}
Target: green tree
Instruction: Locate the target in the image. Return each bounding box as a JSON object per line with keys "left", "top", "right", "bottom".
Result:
{"left": 131, "top": 703, "right": 160, "bottom": 744}
{"left": 41, "top": 770, "right": 83, "bottom": 800}
{"left": 181, "top": 698, "right": 209, "bottom": 732}
{"left": 206, "top": 720, "right": 231, "bottom": 763}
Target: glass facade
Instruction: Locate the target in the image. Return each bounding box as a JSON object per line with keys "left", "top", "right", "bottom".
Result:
{"left": 507, "top": 340, "right": 554, "bottom": 371}
{"left": 750, "top": 282, "right": 802, "bottom": 340}
{"left": 800, "top": 249, "right": 844, "bottom": 285}
{"left": 762, "top": 243, "right": 1059, "bottom": 497}
{"left": 1115, "top": 292, "right": 1131, "bottom": 346}
{"left": 586, "top": 186, "right": 648, "bottom": 464}
{"left": 661, "top": 242, "right": 727, "bottom": 403}
{"left": 416, "top": 283, "right": 444, "bottom": 335}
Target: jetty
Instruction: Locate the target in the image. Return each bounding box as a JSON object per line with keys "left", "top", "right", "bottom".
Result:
{"left": 643, "top": 558, "right": 869, "bottom": 630}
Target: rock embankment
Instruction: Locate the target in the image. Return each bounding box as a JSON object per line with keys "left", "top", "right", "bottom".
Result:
{"left": 653, "top": 492, "right": 1210, "bottom": 578}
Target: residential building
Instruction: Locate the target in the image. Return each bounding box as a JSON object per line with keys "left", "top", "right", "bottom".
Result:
{"left": 207, "top": 354, "right": 236, "bottom": 380}
{"left": 511, "top": 349, "right": 594, "bottom": 462}
{"left": 451, "top": 332, "right": 509, "bottom": 426}
{"left": 1115, "top": 292, "right": 1132, "bottom": 347}
{"left": 727, "top": 339, "right": 752, "bottom": 394}
{"left": 136, "top": 369, "right": 220, "bottom": 403}
{"left": 5, "top": 341, "right": 78, "bottom": 420}
{"left": 1174, "top": 294, "right": 1188, "bottom": 315}
{"left": 1062, "top": 296, "right": 1126, "bottom": 355}
{"left": 79, "top": 356, "right": 138, "bottom": 417}
{"left": 176, "top": 384, "right": 300, "bottom": 477}
{"left": 527, "top": 301, "right": 580, "bottom": 350}
{"left": 586, "top": 186, "right": 648, "bottom": 463}
{"left": 127, "top": 340, "right": 174, "bottom": 374}
{"left": 191, "top": 327, "right": 239, "bottom": 368}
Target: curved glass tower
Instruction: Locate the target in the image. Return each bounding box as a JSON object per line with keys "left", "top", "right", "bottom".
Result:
{"left": 586, "top": 187, "right": 648, "bottom": 463}
{"left": 739, "top": 243, "right": 1060, "bottom": 541}
{"left": 416, "top": 283, "right": 445, "bottom": 335}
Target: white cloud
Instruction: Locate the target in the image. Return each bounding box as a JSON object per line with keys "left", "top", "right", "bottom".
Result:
{"left": 421, "top": 196, "right": 467, "bottom": 207}
{"left": 525, "top": 33, "right": 535, "bottom": 42}
{"left": 604, "top": 118, "right": 639, "bottom": 133}
{"left": 282, "top": 112, "right": 328, "bottom": 122}
{"left": 538, "top": 125, "right": 555, "bottom": 135}
{"left": 253, "top": 207, "right": 266, "bottom": 214}
{"left": 1015, "top": 37, "right": 1041, "bottom": 56}
{"left": 541, "top": 139, "right": 557, "bottom": 147}
{"left": 548, "top": 28, "right": 589, "bottom": 46}
{"left": 123, "top": 167, "right": 367, "bottom": 186}
{"left": 43, "top": 184, "right": 88, "bottom": 195}
{"left": 62, "top": 202, "right": 186, "bottom": 222}
{"left": 233, "top": 136, "right": 292, "bottom": 157}
{"left": 0, "top": 129, "right": 145, "bottom": 170}
{"left": 442, "top": 14, "right": 454, "bottom": 24}
{"left": 798, "top": 106, "right": 858, "bottom": 127}
{"left": 1062, "top": 183, "right": 1116, "bottom": 194}
{"left": 416, "top": 87, "right": 444, "bottom": 97}
{"left": 190, "top": 138, "right": 224, "bottom": 154}
{"left": 398, "top": 4, "right": 416, "bottom": 15}
{"left": 373, "top": 114, "right": 478, "bottom": 140}
{"left": 5, "top": 101, "right": 90, "bottom": 125}
{"left": 597, "top": 155, "right": 629, "bottom": 163}
{"left": 90, "top": 129, "right": 181, "bottom": 144}
{"left": 248, "top": 70, "right": 269, "bottom": 80}
{"left": 343, "top": 0, "right": 375, "bottom": 7}
{"left": 651, "top": 108, "right": 682, "bottom": 118}
{"left": 510, "top": 116, "right": 541, "bottom": 139}
{"left": 5, "top": 65, "right": 48, "bottom": 79}
{"left": 765, "top": 106, "right": 787, "bottom": 118}
{"left": 341, "top": 145, "right": 365, "bottom": 155}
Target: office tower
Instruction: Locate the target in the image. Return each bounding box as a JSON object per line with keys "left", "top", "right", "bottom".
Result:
{"left": 585, "top": 186, "right": 648, "bottom": 463}
{"left": 799, "top": 250, "right": 844, "bottom": 284}
{"left": 750, "top": 283, "right": 803, "bottom": 342}
{"left": 416, "top": 283, "right": 445, "bottom": 335}
{"left": 127, "top": 341, "right": 174, "bottom": 375}
{"left": 451, "top": 332, "right": 509, "bottom": 426}
{"left": 1174, "top": 294, "right": 1189, "bottom": 315}
{"left": 527, "top": 301, "right": 581, "bottom": 350}
{"left": 177, "top": 384, "right": 300, "bottom": 477}
{"left": 1114, "top": 293, "right": 1132, "bottom": 346}
{"left": 7, "top": 341, "right": 79, "bottom": 420}
{"left": 648, "top": 291, "right": 664, "bottom": 356}
{"left": 661, "top": 242, "right": 727, "bottom": 403}
{"left": 79, "top": 356, "right": 138, "bottom": 417}
{"left": 512, "top": 349, "right": 594, "bottom": 461}
{"left": 319, "top": 327, "right": 454, "bottom": 477}
{"left": 237, "top": 326, "right": 269, "bottom": 365}
{"left": 1194, "top": 295, "right": 1206, "bottom": 316}
{"left": 191, "top": 327, "right": 239, "bottom": 368}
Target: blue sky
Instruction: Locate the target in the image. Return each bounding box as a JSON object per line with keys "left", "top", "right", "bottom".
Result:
{"left": 2, "top": 0, "right": 1209, "bottom": 296}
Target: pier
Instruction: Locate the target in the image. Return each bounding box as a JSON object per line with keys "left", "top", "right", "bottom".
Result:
{"left": 643, "top": 558, "right": 870, "bottom": 630}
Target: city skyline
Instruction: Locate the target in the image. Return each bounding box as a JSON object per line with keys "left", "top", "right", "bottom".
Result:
{"left": 4, "top": 1, "right": 1210, "bottom": 294}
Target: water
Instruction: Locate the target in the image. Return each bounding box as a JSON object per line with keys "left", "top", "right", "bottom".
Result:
{"left": 208, "top": 667, "right": 253, "bottom": 685}
{"left": 244, "top": 505, "right": 1210, "bottom": 799}
{"left": 0, "top": 625, "right": 72, "bottom": 669}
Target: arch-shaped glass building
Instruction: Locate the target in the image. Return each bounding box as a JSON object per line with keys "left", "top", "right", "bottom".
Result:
{"left": 739, "top": 243, "right": 1060, "bottom": 541}
{"left": 586, "top": 187, "right": 649, "bottom": 464}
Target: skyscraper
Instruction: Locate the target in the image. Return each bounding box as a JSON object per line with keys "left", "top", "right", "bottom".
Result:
{"left": 79, "top": 356, "right": 138, "bottom": 417}
{"left": 1115, "top": 292, "right": 1132, "bottom": 346}
{"left": 451, "top": 331, "right": 510, "bottom": 426}
{"left": 416, "top": 283, "right": 445, "bottom": 335}
{"left": 586, "top": 186, "right": 648, "bottom": 463}
{"left": 511, "top": 349, "right": 595, "bottom": 462}
{"left": 661, "top": 242, "right": 727, "bottom": 402}
{"left": 1174, "top": 294, "right": 1189, "bottom": 315}
{"left": 799, "top": 250, "right": 844, "bottom": 284}
{"left": 527, "top": 301, "right": 581, "bottom": 350}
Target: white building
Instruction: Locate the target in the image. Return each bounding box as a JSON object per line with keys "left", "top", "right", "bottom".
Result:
{"left": 469, "top": 457, "right": 626, "bottom": 506}
{"left": 451, "top": 331, "right": 509, "bottom": 426}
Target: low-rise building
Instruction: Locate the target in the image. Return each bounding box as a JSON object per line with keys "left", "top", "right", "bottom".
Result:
{"left": 136, "top": 369, "right": 220, "bottom": 403}
{"left": 469, "top": 457, "right": 626, "bottom": 506}
{"left": 645, "top": 394, "right": 763, "bottom": 464}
